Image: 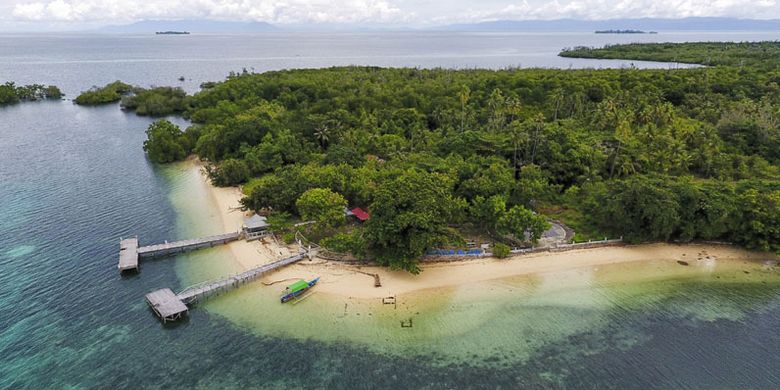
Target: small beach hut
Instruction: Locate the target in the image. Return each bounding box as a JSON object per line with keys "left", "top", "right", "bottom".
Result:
{"left": 243, "top": 214, "right": 269, "bottom": 239}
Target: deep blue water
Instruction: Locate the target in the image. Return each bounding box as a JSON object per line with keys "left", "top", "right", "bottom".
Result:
{"left": 1, "top": 32, "right": 780, "bottom": 389}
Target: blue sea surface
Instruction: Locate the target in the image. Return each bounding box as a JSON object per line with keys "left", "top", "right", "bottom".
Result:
{"left": 2, "top": 31, "right": 779, "bottom": 96}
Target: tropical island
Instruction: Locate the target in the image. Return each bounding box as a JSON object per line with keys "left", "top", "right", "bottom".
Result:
{"left": 156, "top": 31, "right": 190, "bottom": 35}
{"left": 560, "top": 41, "right": 780, "bottom": 67}
{"left": 594, "top": 29, "right": 656, "bottom": 34}
{"left": 138, "top": 42, "right": 780, "bottom": 275}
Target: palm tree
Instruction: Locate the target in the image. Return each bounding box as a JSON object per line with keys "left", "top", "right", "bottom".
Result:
{"left": 459, "top": 85, "right": 470, "bottom": 132}
{"left": 594, "top": 98, "right": 619, "bottom": 130}
{"left": 528, "top": 114, "right": 546, "bottom": 165}
{"left": 487, "top": 88, "right": 506, "bottom": 133}
{"left": 315, "top": 125, "right": 330, "bottom": 150}
{"left": 609, "top": 117, "right": 634, "bottom": 178}
{"left": 505, "top": 96, "right": 522, "bottom": 123}
{"left": 508, "top": 121, "right": 529, "bottom": 179}
{"left": 549, "top": 88, "right": 565, "bottom": 121}
{"left": 568, "top": 91, "right": 587, "bottom": 118}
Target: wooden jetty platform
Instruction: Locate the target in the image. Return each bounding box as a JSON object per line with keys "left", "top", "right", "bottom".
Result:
{"left": 118, "top": 232, "right": 241, "bottom": 272}
{"left": 145, "top": 251, "right": 310, "bottom": 322}
{"left": 145, "top": 288, "right": 188, "bottom": 323}
{"left": 118, "top": 238, "right": 139, "bottom": 272}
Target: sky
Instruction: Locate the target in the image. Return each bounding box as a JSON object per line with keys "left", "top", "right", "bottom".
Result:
{"left": 1, "top": 0, "right": 779, "bottom": 30}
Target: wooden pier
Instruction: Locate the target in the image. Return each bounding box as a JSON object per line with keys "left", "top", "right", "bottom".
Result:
{"left": 145, "top": 251, "right": 310, "bottom": 322}
{"left": 118, "top": 238, "right": 139, "bottom": 272}
{"left": 145, "top": 288, "right": 188, "bottom": 323}
{"left": 117, "top": 232, "right": 241, "bottom": 272}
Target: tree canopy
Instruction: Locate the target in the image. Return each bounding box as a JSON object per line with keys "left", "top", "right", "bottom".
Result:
{"left": 364, "top": 169, "right": 464, "bottom": 273}
{"left": 140, "top": 41, "right": 780, "bottom": 270}
{"left": 296, "top": 188, "right": 348, "bottom": 229}
{"left": 142, "top": 120, "right": 188, "bottom": 163}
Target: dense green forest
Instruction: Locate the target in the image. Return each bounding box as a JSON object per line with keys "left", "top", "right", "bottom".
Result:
{"left": 142, "top": 42, "right": 780, "bottom": 272}
{"left": 75, "top": 81, "right": 188, "bottom": 116}
{"left": 0, "top": 82, "right": 62, "bottom": 106}
{"left": 560, "top": 41, "right": 780, "bottom": 68}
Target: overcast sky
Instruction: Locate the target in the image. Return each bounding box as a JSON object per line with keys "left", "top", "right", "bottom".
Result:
{"left": 1, "top": 0, "right": 779, "bottom": 30}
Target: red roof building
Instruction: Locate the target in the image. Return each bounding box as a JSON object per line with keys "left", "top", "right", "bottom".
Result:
{"left": 350, "top": 207, "right": 370, "bottom": 222}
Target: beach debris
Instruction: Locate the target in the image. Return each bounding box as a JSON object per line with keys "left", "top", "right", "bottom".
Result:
{"left": 261, "top": 277, "right": 300, "bottom": 286}
{"left": 337, "top": 303, "right": 348, "bottom": 318}
{"left": 382, "top": 296, "right": 396, "bottom": 305}
{"left": 677, "top": 260, "right": 690, "bottom": 266}
{"left": 400, "top": 318, "right": 413, "bottom": 328}
{"left": 355, "top": 270, "right": 382, "bottom": 287}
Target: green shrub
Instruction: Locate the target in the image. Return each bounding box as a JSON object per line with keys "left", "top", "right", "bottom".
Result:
{"left": 142, "top": 120, "right": 188, "bottom": 163}
{"left": 121, "top": 86, "right": 189, "bottom": 116}
{"left": 321, "top": 232, "right": 356, "bottom": 253}
{"left": 211, "top": 159, "right": 250, "bottom": 186}
{"left": 492, "top": 243, "right": 511, "bottom": 258}
{"left": 296, "top": 188, "right": 348, "bottom": 228}
{"left": 74, "top": 81, "right": 132, "bottom": 105}
{"left": 281, "top": 232, "right": 297, "bottom": 244}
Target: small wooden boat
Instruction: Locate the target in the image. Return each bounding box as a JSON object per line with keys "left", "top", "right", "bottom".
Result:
{"left": 280, "top": 277, "right": 319, "bottom": 303}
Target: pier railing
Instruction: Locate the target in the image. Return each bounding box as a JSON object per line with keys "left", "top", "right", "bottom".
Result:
{"left": 118, "top": 231, "right": 241, "bottom": 272}
{"left": 177, "top": 252, "right": 307, "bottom": 304}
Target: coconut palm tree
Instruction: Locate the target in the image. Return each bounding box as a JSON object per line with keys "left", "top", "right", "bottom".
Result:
{"left": 549, "top": 88, "right": 565, "bottom": 121}
{"left": 459, "top": 84, "right": 470, "bottom": 132}
{"left": 315, "top": 125, "right": 330, "bottom": 150}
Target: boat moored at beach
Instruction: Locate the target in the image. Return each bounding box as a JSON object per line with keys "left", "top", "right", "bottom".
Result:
{"left": 281, "top": 278, "right": 319, "bottom": 303}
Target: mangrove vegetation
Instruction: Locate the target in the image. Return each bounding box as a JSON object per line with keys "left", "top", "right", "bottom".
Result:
{"left": 74, "top": 81, "right": 133, "bottom": 105}
{"left": 0, "top": 82, "right": 62, "bottom": 106}
{"left": 75, "top": 81, "right": 189, "bottom": 116}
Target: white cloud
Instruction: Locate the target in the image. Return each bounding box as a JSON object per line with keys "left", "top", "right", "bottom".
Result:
{"left": 9, "top": 0, "right": 405, "bottom": 24}
{"left": 480, "top": 0, "right": 780, "bottom": 21}
{"left": 4, "top": 0, "right": 780, "bottom": 25}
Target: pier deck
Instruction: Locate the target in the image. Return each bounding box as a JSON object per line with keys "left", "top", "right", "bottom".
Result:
{"left": 145, "top": 251, "right": 309, "bottom": 322}
{"left": 118, "top": 232, "right": 241, "bottom": 272}
{"left": 145, "top": 288, "right": 188, "bottom": 323}
{"left": 118, "top": 238, "right": 139, "bottom": 272}
{"left": 138, "top": 232, "right": 241, "bottom": 258}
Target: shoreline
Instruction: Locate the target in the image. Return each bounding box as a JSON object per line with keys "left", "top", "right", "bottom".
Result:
{"left": 188, "top": 159, "right": 778, "bottom": 300}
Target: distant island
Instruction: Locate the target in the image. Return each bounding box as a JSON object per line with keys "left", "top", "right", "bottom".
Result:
{"left": 437, "top": 17, "right": 780, "bottom": 32}
{"left": 156, "top": 31, "right": 190, "bottom": 35}
{"left": 595, "top": 29, "right": 657, "bottom": 34}
{"left": 99, "top": 19, "right": 278, "bottom": 33}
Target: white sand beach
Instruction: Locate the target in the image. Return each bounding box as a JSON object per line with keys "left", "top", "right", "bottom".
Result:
{"left": 188, "top": 159, "right": 777, "bottom": 300}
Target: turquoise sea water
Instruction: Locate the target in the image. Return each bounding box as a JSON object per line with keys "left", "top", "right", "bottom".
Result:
{"left": 1, "top": 32, "right": 780, "bottom": 388}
